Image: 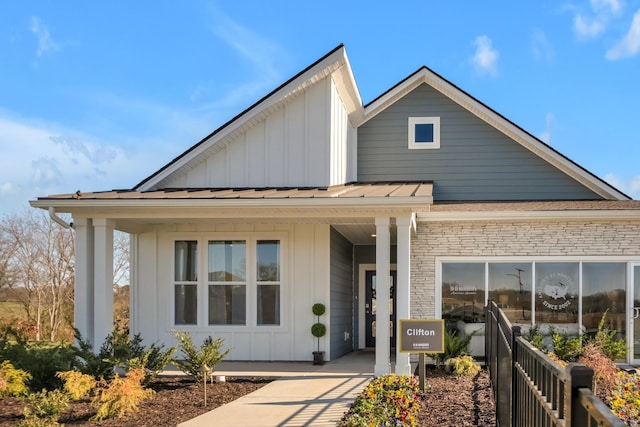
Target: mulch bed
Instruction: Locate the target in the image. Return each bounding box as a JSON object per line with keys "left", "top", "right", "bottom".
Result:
{"left": 1, "top": 369, "right": 496, "bottom": 426}
{"left": 0, "top": 376, "right": 272, "bottom": 427}
{"left": 418, "top": 367, "right": 496, "bottom": 426}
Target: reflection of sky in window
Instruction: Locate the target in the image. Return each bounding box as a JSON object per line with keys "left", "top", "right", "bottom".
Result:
{"left": 442, "top": 263, "right": 484, "bottom": 289}
{"left": 582, "top": 263, "right": 625, "bottom": 295}
{"left": 535, "top": 263, "right": 579, "bottom": 287}
{"left": 489, "top": 263, "right": 531, "bottom": 291}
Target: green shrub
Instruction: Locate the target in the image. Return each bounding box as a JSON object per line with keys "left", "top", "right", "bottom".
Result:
{"left": 91, "top": 368, "right": 154, "bottom": 421}
{"left": 71, "top": 330, "right": 115, "bottom": 380}
{"left": 56, "top": 370, "right": 95, "bottom": 400}
{"left": 127, "top": 342, "right": 176, "bottom": 384}
{"left": 433, "top": 328, "right": 473, "bottom": 366}
{"left": 0, "top": 360, "right": 31, "bottom": 397}
{"left": 589, "top": 310, "right": 627, "bottom": 361}
{"left": 522, "top": 324, "right": 545, "bottom": 351}
{"left": 172, "top": 330, "right": 230, "bottom": 382}
{"left": 444, "top": 355, "right": 481, "bottom": 376}
{"left": 21, "top": 388, "right": 70, "bottom": 426}
{"left": 550, "top": 331, "right": 583, "bottom": 362}
{"left": 0, "top": 329, "right": 74, "bottom": 391}
{"left": 340, "top": 375, "right": 420, "bottom": 426}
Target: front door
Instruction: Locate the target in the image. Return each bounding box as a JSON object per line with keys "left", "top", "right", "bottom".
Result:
{"left": 632, "top": 264, "right": 640, "bottom": 364}
{"left": 365, "top": 270, "right": 397, "bottom": 348}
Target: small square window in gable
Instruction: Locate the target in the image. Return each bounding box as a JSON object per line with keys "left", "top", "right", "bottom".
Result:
{"left": 408, "top": 117, "right": 440, "bottom": 149}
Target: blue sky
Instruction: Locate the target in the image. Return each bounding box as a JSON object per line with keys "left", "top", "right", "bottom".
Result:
{"left": 2, "top": 1, "right": 640, "bottom": 215}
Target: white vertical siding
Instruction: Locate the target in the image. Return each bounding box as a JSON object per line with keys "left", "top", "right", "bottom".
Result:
{"left": 134, "top": 222, "right": 331, "bottom": 361}
{"left": 162, "top": 74, "right": 355, "bottom": 189}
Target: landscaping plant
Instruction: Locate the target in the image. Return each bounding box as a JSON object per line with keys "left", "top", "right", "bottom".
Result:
{"left": 91, "top": 368, "right": 154, "bottom": 421}
{"left": 433, "top": 328, "right": 474, "bottom": 367}
{"left": 0, "top": 360, "right": 31, "bottom": 397}
{"left": 340, "top": 375, "right": 420, "bottom": 426}
{"left": 444, "top": 355, "right": 481, "bottom": 376}
{"left": 56, "top": 370, "right": 96, "bottom": 400}
{"left": 609, "top": 371, "right": 640, "bottom": 427}
{"left": 172, "top": 330, "right": 230, "bottom": 382}
{"left": 21, "top": 388, "right": 70, "bottom": 427}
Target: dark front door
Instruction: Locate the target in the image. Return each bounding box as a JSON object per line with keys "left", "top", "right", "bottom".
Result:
{"left": 365, "top": 270, "right": 397, "bottom": 348}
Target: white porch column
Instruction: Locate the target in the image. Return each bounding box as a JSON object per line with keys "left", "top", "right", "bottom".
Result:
{"left": 395, "top": 215, "right": 413, "bottom": 375}
{"left": 73, "top": 218, "right": 95, "bottom": 345}
{"left": 374, "top": 217, "right": 391, "bottom": 376}
{"left": 93, "top": 218, "right": 114, "bottom": 348}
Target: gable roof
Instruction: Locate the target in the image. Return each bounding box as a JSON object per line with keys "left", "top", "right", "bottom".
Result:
{"left": 362, "top": 66, "right": 630, "bottom": 201}
{"left": 135, "top": 44, "right": 362, "bottom": 192}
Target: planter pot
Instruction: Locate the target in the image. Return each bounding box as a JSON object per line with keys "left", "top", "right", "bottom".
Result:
{"left": 312, "top": 351, "right": 325, "bottom": 365}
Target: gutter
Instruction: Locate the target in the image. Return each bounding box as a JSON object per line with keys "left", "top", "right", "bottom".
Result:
{"left": 48, "top": 207, "right": 73, "bottom": 229}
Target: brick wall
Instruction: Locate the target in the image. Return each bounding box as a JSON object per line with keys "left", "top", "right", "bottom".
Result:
{"left": 410, "top": 219, "right": 640, "bottom": 318}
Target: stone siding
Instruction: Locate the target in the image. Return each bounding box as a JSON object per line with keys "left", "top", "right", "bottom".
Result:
{"left": 410, "top": 220, "right": 640, "bottom": 318}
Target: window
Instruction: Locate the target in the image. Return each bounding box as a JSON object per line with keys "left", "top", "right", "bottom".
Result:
{"left": 408, "top": 117, "right": 440, "bottom": 149}
{"left": 208, "top": 240, "right": 246, "bottom": 325}
{"left": 256, "top": 240, "right": 280, "bottom": 325}
{"left": 173, "top": 236, "right": 283, "bottom": 327}
{"left": 442, "top": 263, "right": 485, "bottom": 324}
{"left": 174, "top": 241, "right": 198, "bottom": 325}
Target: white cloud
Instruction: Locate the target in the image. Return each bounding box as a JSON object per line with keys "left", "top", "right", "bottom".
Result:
{"left": 532, "top": 29, "right": 554, "bottom": 62}
{"left": 591, "top": 0, "right": 624, "bottom": 14}
{"left": 606, "top": 9, "right": 640, "bottom": 59}
{"left": 0, "top": 183, "right": 18, "bottom": 195}
{"left": 539, "top": 113, "right": 554, "bottom": 144}
{"left": 604, "top": 173, "right": 640, "bottom": 198}
{"left": 574, "top": 14, "right": 606, "bottom": 39}
{"left": 29, "top": 17, "right": 59, "bottom": 57}
{"left": 471, "top": 35, "right": 499, "bottom": 77}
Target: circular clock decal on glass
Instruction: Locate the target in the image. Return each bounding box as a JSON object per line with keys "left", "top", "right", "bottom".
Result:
{"left": 538, "top": 272, "right": 576, "bottom": 311}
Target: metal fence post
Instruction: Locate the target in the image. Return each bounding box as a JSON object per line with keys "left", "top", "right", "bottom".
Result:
{"left": 510, "top": 325, "right": 521, "bottom": 427}
{"left": 565, "top": 363, "right": 594, "bottom": 427}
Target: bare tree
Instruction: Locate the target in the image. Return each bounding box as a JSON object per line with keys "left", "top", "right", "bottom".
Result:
{"left": 0, "top": 210, "right": 74, "bottom": 341}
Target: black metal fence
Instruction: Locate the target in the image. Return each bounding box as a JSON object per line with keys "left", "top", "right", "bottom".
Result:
{"left": 485, "top": 300, "right": 626, "bottom": 427}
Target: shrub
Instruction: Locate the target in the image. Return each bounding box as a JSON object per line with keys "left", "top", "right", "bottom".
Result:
{"left": 444, "top": 355, "right": 481, "bottom": 376}
{"left": 522, "top": 324, "right": 545, "bottom": 351}
{"left": 550, "top": 331, "right": 583, "bottom": 362}
{"left": 609, "top": 371, "right": 640, "bottom": 427}
{"left": 71, "top": 330, "right": 115, "bottom": 380}
{"left": 577, "top": 343, "right": 620, "bottom": 401}
{"left": 21, "top": 388, "right": 70, "bottom": 426}
{"left": 0, "top": 360, "right": 31, "bottom": 397}
{"left": 340, "top": 375, "right": 420, "bottom": 426}
{"left": 91, "top": 368, "right": 154, "bottom": 420}
{"left": 0, "top": 329, "right": 74, "bottom": 391}
{"left": 172, "top": 331, "right": 230, "bottom": 382}
{"left": 589, "top": 310, "right": 627, "bottom": 361}
{"left": 433, "top": 328, "right": 473, "bottom": 366}
{"left": 56, "top": 370, "right": 95, "bottom": 400}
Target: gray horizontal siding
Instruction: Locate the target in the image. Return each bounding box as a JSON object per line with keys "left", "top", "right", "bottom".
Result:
{"left": 330, "top": 227, "right": 354, "bottom": 360}
{"left": 357, "top": 84, "right": 601, "bottom": 201}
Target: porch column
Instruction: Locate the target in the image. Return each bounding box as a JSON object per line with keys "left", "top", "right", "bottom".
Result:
{"left": 374, "top": 217, "right": 391, "bottom": 376}
{"left": 93, "top": 218, "right": 114, "bottom": 348}
{"left": 73, "top": 218, "right": 95, "bottom": 345}
{"left": 395, "top": 215, "right": 413, "bottom": 375}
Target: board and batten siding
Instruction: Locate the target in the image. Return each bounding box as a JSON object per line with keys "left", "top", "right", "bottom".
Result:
{"left": 131, "top": 222, "right": 331, "bottom": 362}
{"left": 329, "top": 227, "right": 354, "bottom": 359}
{"left": 164, "top": 75, "right": 355, "bottom": 189}
{"left": 357, "top": 83, "right": 600, "bottom": 201}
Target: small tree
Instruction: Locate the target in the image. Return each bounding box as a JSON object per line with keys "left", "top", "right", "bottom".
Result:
{"left": 172, "top": 331, "right": 230, "bottom": 382}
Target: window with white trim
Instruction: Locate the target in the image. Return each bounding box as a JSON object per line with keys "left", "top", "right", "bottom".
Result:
{"left": 408, "top": 117, "right": 440, "bottom": 149}
{"left": 172, "top": 236, "right": 283, "bottom": 327}
{"left": 174, "top": 240, "right": 198, "bottom": 325}
{"left": 208, "top": 240, "right": 247, "bottom": 325}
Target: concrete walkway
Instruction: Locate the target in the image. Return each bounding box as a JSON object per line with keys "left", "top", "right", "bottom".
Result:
{"left": 177, "top": 351, "right": 377, "bottom": 427}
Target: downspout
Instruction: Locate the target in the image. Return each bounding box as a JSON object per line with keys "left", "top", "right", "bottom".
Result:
{"left": 48, "top": 207, "right": 73, "bottom": 229}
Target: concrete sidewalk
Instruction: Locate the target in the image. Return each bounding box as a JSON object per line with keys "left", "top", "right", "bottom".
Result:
{"left": 177, "top": 351, "right": 376, "bottom": 427}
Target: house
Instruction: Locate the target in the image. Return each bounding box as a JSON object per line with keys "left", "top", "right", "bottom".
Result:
{"left": 31, "top": 44, "right": 640, "bottom": 374}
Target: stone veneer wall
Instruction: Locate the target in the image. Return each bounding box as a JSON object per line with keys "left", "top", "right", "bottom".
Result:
{"left": 410, "top": 219, "right": 640, "bottom": 318}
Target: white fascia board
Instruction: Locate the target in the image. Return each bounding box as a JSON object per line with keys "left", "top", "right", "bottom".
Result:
{"left": 418, "top": 209, "right": 640, "bottom": 222}
{"left": 137, "top": 47, "right": 352, "bottom": 192}
{"left": 30, "top": 196, "right": 433, "bottom": 211}
{"left": 362, "top": 68, "right": 628, "bottom": 201}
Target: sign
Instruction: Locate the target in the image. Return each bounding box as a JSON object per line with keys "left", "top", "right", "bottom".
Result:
{"left": 399, "top": 319, "right": 444, "bottom": 353}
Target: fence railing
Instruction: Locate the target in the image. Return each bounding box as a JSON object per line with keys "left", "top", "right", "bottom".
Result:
{"left": 485, "top": 300, "right": 626, "bottom": 427}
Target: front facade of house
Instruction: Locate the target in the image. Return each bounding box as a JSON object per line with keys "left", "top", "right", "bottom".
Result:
{"left": 32, "top": 45, "right": 640, "bottom": 374}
